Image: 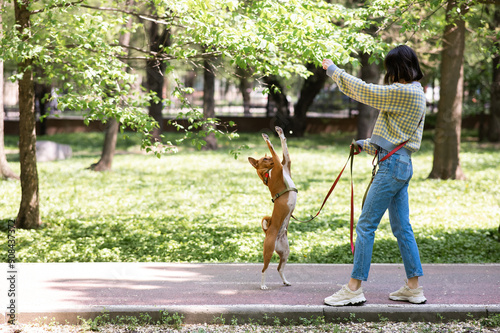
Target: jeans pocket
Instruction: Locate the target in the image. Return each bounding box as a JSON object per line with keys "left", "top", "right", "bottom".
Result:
{"left": 393, "top": 155, "right": 412, "bottom": 182}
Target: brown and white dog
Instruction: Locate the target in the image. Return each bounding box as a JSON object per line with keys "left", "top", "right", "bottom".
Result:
{"left": 248, "top": 126, "right": 297, "bottom": 290}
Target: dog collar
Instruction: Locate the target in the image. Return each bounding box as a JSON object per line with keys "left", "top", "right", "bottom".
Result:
{"left": 262, "top": 168, "right": 298, "bottom": 202}
{"left": 272, "top": 186, "right": 298, "bottom": 203}
{"left": 271, "top": 175, "right": 298, "bottom": 203}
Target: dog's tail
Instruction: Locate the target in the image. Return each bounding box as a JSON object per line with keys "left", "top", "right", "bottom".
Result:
{"left": 261, "top": 216, "right": 271, "bottom": 232}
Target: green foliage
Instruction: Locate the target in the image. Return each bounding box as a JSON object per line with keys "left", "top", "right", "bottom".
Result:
{"left": 165, "top": 78, "right": 243, "bottom": 157}
{"left": 299, "top": 316, "right": 326, "bottom": 326}
{"left": 364, "top": 0, "right": 498, "bottom": 112}
{"left": 0, "top": 131, "right": 499, "bottom": 263}
{"left": 0, "top": 0, "right": 392, "bottom": 156}
{"left": 2, "top": 0, "right": 497, "bottom": 145}
{"left": 481, "top": 314, "right": 500, "bottom": 328}
{"left": 1, "top": 0, "right": 160, "bottom": 151}
{"left": 212, "top": 314, "right": 226, "bottom": 325}
{"left": 78, "top": 310, "right": 183, "bottom": 331}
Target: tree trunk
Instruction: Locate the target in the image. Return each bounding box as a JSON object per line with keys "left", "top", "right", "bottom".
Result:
{"left": 146, "top": 21, "right": 170, "bottom": 143}
{"left": 264, "top": 75, "right": 291, "bottom": 134}
{"left": 292, "top": 63, "right": 327, "bottom": 137}
{"left": 34, "top": 82, "right": 51, "bottom": 136}
{"left": 428, "top": 0, "right": 466, "bottom": 180}
{"left": 202, "top": 58, "right": 217, "bottom": 150}
{"left": 488, "top": 5, "right": 500, "bottom": 143}
{"left": 357, "top": 53, "right": 380, "bottom": 139}
{"left": 89, "top": 118, "right": 119, "bottom": 171}
{"left": 0, "top": 1, "right": 19, "bottom": 181}
{"left": 237, "top": 66, "right": 251, "bottom": 116}
{"left": 90, "top": 5, "right": 133, "bottom": 171}
{"left": 14, "top": 0, "right": 41, "bottom": 229}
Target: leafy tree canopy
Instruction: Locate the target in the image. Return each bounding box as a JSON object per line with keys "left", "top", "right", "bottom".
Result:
{"left": 1, "top": 0, "right": 406, "bottom": 151}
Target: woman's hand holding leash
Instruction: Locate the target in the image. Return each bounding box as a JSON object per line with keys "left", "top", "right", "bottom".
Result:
{"left": 350, "top": 140, "right": 362, "bottom": 155}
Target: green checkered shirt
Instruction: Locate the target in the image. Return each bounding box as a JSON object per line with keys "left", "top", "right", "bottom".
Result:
{"left": 327, "top": 64, "right": 426, "bottom": 156}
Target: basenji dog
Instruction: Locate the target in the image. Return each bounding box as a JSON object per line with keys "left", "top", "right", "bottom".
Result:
{"left": 248, "top": 126, "right": 297, "bottom": 290}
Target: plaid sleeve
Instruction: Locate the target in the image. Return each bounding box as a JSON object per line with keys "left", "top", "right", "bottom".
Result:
{"left": 329, "top": 66, "right": 395, "bottom": 112}
{"left": 327, "top": 65, "right": 426, "bottom": 155}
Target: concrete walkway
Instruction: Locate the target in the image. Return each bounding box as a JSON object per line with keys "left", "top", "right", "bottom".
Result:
{"left": 3, "top": 263, "right": 500, "bottom": 324}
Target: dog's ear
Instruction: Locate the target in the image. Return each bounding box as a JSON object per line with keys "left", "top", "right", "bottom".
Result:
{"left": 248, "top": 157, "right": 259, "bottom": 168}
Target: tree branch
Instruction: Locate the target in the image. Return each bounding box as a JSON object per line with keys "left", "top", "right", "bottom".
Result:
{"left": 33, "top": 2, "right": 178, "bottom": 26}
{"left": 115, "top": 50, "right": 223, "bottom": 62}
{"left": 375, "top": 0, "right": 445, "bottom": 35}
{"left": 31, "top": 0, "right": 84, "bottom": 14}
{"left": 110, "top": 42, "right": 222, "bottom": 60}
{"left": 79, "top": 4, "right": 177, "bottom": 26}
{"left": 403, "top": 3, "right": 446, "bottom": 43}
{"left": 477, "top": 0, "right": 500, "bottom": 4}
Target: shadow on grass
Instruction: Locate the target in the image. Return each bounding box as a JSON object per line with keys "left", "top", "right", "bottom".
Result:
{"left": 1, "top": 215, "right": 262, "bottom": 263}
{"left": 0, "top": 218, "right": 16, "bottom": 232}
{"left": 293, "top": 227, "right": 500, "bottom": 264}
{"left": 5, "top": 153, "right": 19, "bottom": 162}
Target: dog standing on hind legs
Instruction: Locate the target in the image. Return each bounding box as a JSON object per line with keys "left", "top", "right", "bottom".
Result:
{"left": 248, "top": 126, "right": 297, "bottom": 290}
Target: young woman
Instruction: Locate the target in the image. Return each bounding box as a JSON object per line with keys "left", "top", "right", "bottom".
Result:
{"left": 322, "top": 45, "right": 427, "bottom": 306}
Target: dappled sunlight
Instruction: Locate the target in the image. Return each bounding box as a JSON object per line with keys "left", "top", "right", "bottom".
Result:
{"left": 146, "top": 268, "right": 204, "bottom": 283}
{"left": 217, "top": 289, "right": 238, "bottom": 296}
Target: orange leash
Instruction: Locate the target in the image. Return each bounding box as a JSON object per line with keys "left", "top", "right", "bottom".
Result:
{"left": 292, "top": 141, "right": 361, "bottom": 254}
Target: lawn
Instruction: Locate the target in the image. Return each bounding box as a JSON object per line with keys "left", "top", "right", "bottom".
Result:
{"left": 1, "top": 130, "right": 499, "bottom": 264}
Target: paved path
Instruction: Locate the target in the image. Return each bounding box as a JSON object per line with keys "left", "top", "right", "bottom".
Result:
{"left": 3, "top": 263, "right": 500, "bottom": 324}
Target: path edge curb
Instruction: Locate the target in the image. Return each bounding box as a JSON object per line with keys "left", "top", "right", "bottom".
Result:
{"left": 6, "top": 304, "right": 500, "bottom": 325}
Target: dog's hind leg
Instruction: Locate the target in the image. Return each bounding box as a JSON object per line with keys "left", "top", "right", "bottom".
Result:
{"left": 261, "top": 230, "right": 278, "bottom": 290}
{"left": 275, "top": 232, "right": 291, "bottom": 286}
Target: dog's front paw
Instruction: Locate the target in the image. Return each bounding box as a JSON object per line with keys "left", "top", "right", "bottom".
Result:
{"left": 275, "top": 126, "right": 284, "bottom": 136}
{"left": 261, "top": 284, "right": 269, "bottom": 290}
{"left": 262, "top": 133, "right": 270, "bottom": 141}
{"left": 283, "top": 281, "right": 292, "bottom": 286}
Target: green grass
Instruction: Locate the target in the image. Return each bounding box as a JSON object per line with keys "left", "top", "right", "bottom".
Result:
{"left": 0, "top": 130, "right": 499, "bottom": 263}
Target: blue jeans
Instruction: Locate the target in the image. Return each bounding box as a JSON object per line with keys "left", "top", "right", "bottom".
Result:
{"left": 351, "top": 149, "right": 424, "bottom": 281}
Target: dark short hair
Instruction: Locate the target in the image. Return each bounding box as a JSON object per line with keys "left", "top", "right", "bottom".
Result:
{"left": 384, "top": 45, "right": 424, "bottom": 84}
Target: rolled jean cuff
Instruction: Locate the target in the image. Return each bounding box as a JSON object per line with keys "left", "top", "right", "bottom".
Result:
{"left": 350, "top": 274, "right": 368, "bottom": 282}
{"left": 407, "top": 271, "right": 424, "bottom": 279}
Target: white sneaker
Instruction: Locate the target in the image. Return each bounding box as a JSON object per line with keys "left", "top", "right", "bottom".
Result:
{"left": 389, "top": 284, "right": 427, "bottom": 304}
{"left": 324, "top": 284, "right": 366, "bottom": 307}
